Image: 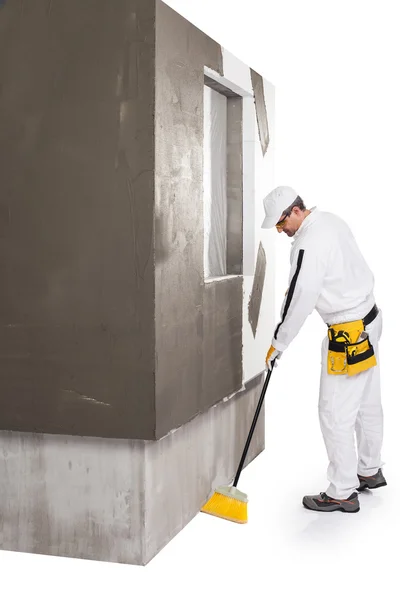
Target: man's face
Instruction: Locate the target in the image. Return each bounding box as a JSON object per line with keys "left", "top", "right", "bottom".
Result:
{"left": 275, "top": 208, "right": 302, "bottom": 237}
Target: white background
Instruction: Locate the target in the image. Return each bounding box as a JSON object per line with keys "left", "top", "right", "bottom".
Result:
{"left": 2, "top": 0, "right": 399, "bottom": 597}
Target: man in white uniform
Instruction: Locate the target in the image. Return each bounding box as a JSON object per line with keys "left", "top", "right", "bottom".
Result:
{"left": 262, "top": 186, "right": 386, "bottom": 513}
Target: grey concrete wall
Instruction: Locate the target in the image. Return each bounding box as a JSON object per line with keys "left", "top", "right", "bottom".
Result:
{"left": 0, "top": 432, "right": 146, "bottom": 563}
{"left": 0, "top": 0, "right": 157, "bottom": 439}
{"left": 154, "top": 1, "right": 243, "bottom": 439}
{"left": 0, "top": 374, "right": 265, "bottom": 566}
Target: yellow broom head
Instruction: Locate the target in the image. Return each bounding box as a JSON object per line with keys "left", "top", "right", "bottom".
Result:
{"left": 200, "top": 486, "right": 248, "bottom": 524}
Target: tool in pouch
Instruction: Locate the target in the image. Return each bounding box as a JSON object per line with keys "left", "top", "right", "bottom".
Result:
{"left": 327, "top": 318, "right": 377, "bottom": 376}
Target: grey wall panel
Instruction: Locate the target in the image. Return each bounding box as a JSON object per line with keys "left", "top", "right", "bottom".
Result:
{"left": 250, "top": 69, "right": 270, "bottom": 156}
{"left": 0, "top": 0, "right": 157, "bottom": 439}
{"left": 248, "top": 242, "right": 267, "bottom": 337}
{"left": 154, "top": 1, "right": 243, "bottom": 438}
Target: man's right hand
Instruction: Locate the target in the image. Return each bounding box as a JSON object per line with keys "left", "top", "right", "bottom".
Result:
{"left": 266, "top": 345, "right": 282, "bottom": 370}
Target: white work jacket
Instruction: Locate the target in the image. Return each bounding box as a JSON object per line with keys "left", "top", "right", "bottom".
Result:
{"left": 272, "top": 207, "right": 376, "bottom": 353}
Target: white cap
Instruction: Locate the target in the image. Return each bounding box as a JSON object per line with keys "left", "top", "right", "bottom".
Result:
{"left": 261, "top": 186, "right": 298, "bottom": 229}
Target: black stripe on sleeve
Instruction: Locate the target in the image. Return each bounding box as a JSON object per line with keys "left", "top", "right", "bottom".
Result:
{"left": 274, "top": 249, "right": 305, "bottom": 339}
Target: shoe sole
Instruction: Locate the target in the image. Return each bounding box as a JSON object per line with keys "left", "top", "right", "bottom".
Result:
{"left": 302, "top": 501, "right": 360, "bottom": 513}
{"left": 357, "top": 481, "right": 387, "bottom": 492}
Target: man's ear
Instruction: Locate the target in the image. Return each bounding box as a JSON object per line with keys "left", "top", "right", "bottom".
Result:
{"left": 292, "top": 206, "right": 301, "bottom": 216}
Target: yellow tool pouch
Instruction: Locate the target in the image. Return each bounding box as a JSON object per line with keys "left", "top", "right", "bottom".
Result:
{"left": 327, "top": 319, "right": 377, "bottom": 376}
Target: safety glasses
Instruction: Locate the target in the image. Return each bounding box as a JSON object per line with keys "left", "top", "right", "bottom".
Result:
{"left": 275, "top": 209, "right": 292, "bottom": 231}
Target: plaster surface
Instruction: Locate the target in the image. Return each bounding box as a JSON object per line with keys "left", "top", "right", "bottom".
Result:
{"left": 0, "top": 0, "right": 156, "bottom": 440}
{"left": 154, "top": 1, "right": 243, "bottom": 439}
{"left": 0, "top": 1, "right": 276, "bottom": 441}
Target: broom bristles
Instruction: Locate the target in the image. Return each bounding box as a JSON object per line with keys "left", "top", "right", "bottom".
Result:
{"left": 200, "top": 486, "right": 248, "bottom": 524}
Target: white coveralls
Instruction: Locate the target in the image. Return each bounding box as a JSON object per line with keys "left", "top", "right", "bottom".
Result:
{"left": 272, "top": 207, "right": 383, "bottom": 499}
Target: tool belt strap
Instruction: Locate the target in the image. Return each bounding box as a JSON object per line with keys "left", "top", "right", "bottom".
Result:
{"left": 327, "top": 304, "right": 378, "bottom": 329}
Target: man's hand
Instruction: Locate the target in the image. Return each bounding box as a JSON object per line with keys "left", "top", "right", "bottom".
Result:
{"left": 266, "top": 345, "right": 282, "bottom": 371}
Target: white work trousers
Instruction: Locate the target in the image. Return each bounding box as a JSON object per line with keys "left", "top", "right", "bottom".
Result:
{"left": 318, "top": 309, "right": 384, "bottom": 499}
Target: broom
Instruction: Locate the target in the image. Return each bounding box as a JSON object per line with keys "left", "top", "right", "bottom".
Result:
{"left": 200, "top": 361, "right": 275, "bottom": 524}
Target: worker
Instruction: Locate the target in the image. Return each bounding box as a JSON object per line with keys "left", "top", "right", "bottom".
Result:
{"left": 262, "top": 186, "right": 386, "bottom": 513}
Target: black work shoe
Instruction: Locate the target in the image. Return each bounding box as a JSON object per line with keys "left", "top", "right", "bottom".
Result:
{"left": 302, "top": 492, "right": 360, "bottom": 513}
{"left": 357, "top": 468, "right": 387, "bottom": 491}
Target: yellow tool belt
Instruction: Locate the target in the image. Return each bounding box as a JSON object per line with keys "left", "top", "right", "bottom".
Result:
{"left": 327, "top": 318, "right": 377, "bottom": 376}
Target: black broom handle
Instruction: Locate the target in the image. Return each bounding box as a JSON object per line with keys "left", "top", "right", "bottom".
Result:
{"left": 233, "top": 361, "right": 274, "bottom": 488}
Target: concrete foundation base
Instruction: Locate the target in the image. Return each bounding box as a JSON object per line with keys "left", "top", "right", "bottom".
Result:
{"left": 0, "top": 374, "right": 265, "bottom": 565}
